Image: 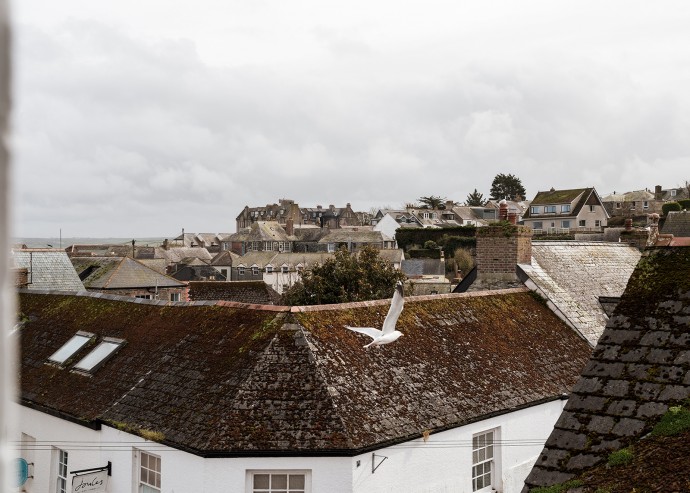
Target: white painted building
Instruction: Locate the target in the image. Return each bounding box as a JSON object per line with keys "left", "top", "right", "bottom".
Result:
{"left": 14, "top": 289, "right": 591, "bottom": 493}
{"left": 13, "top": 399, "right": 566, "bottom": 493}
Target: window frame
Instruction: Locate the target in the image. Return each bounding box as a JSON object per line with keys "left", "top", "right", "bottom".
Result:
{"left": 589, "top": 205, "right": 596, "bottom": 212}
{"left": 135, "top": 449, "right": 161, "bottom": 493}
{"left": 170, "top": 293, "right": 180, "bottom": 302}
{"left": 578, "top": 219, "right": 586, "bottom": 227}
{"left": 48, "top": 331, "right": 94, "bottom": 365}
{"left": 73, "top": 337, "right": 125, "bottom": 374}
{"left": 54, "top": 447, "right": 68, "bottom": 493}
{"left": 530, "top": 206, "right": 540, "bottom": 215}
{"left": 560, "top": 204, "right": 571, "bottom": 213}
{"left": 544, "top": 205, "right": 556, "bottom": 214}
{"left": 265, "top": 265, "right": 274, "bottom": 274}
{"left": 472, "top": 429, "right": 497, "bottom": 492}
{"left": 246, "top": 470, "right": 310, "bottom": 493}
{"left": 595, "top": 219, "right": 602, "bottom": 228}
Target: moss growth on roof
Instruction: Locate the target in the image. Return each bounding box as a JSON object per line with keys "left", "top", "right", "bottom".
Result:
{"left": 531, "top": 188, "right": 588, "bottom": 205}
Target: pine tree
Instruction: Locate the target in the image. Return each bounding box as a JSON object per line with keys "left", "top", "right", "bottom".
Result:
{"left": 489, "top": 173, "right": 526, "bottom": 201}
{"left": 465, "top": 189, "right": 485, "bottom": 206}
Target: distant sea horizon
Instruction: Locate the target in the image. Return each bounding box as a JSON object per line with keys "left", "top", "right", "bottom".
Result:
{"left": 13, "top": 237, "right": 167, "bottom": 249}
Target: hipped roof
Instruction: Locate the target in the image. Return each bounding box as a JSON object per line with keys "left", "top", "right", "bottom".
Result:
{"left": 18, "top": 288, "right": 590, "bottom": 456}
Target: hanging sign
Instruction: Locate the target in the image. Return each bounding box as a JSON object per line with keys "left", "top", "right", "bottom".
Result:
{"left": 14, "top": 458, "right": 29, "bottom": 488}
{"left": 70, "top": 462, "right": 111, "bottom": 493}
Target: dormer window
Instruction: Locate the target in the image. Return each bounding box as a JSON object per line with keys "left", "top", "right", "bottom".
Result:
{"left": 73, "top": 337, "right": 125, "bottom": 373}
{"left": 530, "top": 206, "right": 540, "bottom": 214}
{"left": 48, "top": 332, "right": 93, "bottom": 365}
{"left": 252, "top": 266, "right": 259, "bottom": 275}
{"left": 561, "top": 205, "right": 571, "bottom": 213}
{"left": 544, "top": 206, "right": 556, "bottom": 213}
{"left": 281, "top": 265, "right": 289, "bottom": 274}
{"left": 266, "top": 265, "right": 273, "bottom": 273}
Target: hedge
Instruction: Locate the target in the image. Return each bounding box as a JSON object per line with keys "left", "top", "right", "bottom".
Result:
{"left": 395, "top": 226, "right": 476, "bottom": 253}
{"left": 662, "top": 202, "right": 682, "bottom": 215}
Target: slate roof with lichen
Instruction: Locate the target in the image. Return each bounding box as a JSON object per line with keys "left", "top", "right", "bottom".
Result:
{"left": 12, "top": 250, "right": 85, "bottom": 291}
{"left": 18, "top": 287, "right": 590, "bottom": 456}
{"left": 189, "top": 281, "right": 281, "bottom": 304}
{"left": 661, "top": 210, "right": 690, "bottom": 237}
{"left": 153, "top": 247, "right": 213, "bottom": 264}
{"left": 71, "top": 256, "right": 185, "bottom": 289}
{"left": 523, "top": 246, "right": 690, "bottom": 490}
{"left": 317, "top": 229, "right": 384, "bottom": 244}
{"left": 518, "top": 242, "right": 641, "bottom": 346}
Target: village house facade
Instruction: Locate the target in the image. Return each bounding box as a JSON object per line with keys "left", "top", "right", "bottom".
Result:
{"left": 13, "top": 286, "right": 590, "bottom": 493}
{"left": 522, "top": 187, "right": 609, "bottom": 233}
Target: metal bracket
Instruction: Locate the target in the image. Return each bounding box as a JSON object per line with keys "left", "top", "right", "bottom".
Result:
{"left": 372, "top": 453, "right": 388, "bottom": 473}
{"left": 71, "top": 461, "right": 112, "bottom": 476}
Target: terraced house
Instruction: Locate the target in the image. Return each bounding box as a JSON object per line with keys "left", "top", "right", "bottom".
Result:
{"left": 13, "top": 286, "right": 590, "bottom": 493}
{"left": 522, "top": 188, "right": 608, "bottom": 234}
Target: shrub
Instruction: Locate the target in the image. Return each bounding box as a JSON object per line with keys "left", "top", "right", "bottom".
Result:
{"left": 453, "top": 248, "right": 475, "bottom": 276}
{"left": 678, "top": 199, "right": 690, "bottom": 210}
{"left": 662, "top": 202, "right": 681, "bottom": 215}
{"left": 530, "top": 479, "right": 584, "bottom": 493}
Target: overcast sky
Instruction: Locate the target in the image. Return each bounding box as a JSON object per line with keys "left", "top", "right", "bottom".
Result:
{"left": 10, "top": 1, "right": 690, "bottom": 237}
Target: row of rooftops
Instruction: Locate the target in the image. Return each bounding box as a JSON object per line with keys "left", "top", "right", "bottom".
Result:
{"left": 14, "top": 245, "right": 690, "bottom": 485}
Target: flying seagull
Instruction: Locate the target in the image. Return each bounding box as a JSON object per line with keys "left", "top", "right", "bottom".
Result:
{"left": 345, "top": 281, "right": 404, "bottom": 348}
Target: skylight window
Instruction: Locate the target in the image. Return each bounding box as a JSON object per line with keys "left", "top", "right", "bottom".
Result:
{"left": 48, "top": 332, "right": 93, "bottom": 364}
{"left": 73, "top": 338, "right": 125, "bottom": 373}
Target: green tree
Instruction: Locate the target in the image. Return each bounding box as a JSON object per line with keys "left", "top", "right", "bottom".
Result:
{"left": 418, "top": 195, "right": 446, "bottom": 209}
{"left": 489, "top": 173, "right": 526, "bottom": 201}
{"left": 465, "top": 189, "right": 485, "bottom": 206}
{"left": 281, "top": 246, "right": 407, "bottom": 305}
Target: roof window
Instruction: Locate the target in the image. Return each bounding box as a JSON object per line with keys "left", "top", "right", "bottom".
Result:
{"left": 73, "top": 337, "right": 125, "bottom": 373}
{"left": 48, "top": 332, "right": 94, "bottom": 364}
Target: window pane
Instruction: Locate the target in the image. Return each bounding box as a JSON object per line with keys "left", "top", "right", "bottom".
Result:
{"left": 49, "top": 335, "right": 90, "bottom": 363}
{"left": 472, "top": 451, "right": 478, "bottom": 463}
{"left": 272, "top": 474, "right": 288, "bottom": 488}
{"left": 254, "top": 475, "right": 270, "bottom": 489}
{"left": 487, "top": 445, "right": 493, "bottom": 459}
{"left": 478, "top": 448, "right": 485, "bottom": 462}
{"left": 289, "top": 475, "right": 305, "bottom": 488}
{"left": 74, "top": 341, "right": 121, "bottom": 371}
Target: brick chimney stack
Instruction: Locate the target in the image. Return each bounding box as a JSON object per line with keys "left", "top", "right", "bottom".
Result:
{"left": 499, "top": 199, "right": 509, "bottom": 221}
{"left": 654, "top": 185, "right": 663, "bottom": 200}
{"left": 475, "top": 223, "right": 533, "bottom": 283}
{"left": 625, "top": 218, "right": 633, "bottom": 231}
{"left": 285, "top": 217, "right": 294, "bottom": 236}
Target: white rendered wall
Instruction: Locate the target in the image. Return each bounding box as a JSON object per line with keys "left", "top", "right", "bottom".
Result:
{"left": 13, "top": 399, "right": 564, "bottom": 493}
{"left": 350, "top": 399, "right": 566, "bottom": 493}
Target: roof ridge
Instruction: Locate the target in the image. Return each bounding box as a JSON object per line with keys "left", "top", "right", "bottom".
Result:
{"left": 101, "top": 257, "right": 125, "bottom": 289}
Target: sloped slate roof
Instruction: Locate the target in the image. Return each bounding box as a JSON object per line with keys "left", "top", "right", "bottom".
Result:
{"left": 518, "top": 242, "right": 641, "bottom": 345}
{"left": 317, "top": 230, "right": 383, "bottom": 243}
{"left": 18, "top": 288, "right": 590, "bottom": 456}
{"left": 235, "top": 251, "right": 279, "bottom": 268}
{"left": 12, "top": 250, "right": 85, "bottom": 291}
{"left": 189, "top": 281, "right": 281, "bottom": 304}
{"left": 524, "top": 246, "right": 690, "bottom": 489}
{"left": 210, "top": 250, "right": 239, "bottom": 266}
{"left": 71, "top": 257, "right": 185, "bottom": 289}
{"left": 153, "top": 247, "right": 213, "bottom": 264}
{"left": 661, "top": 210, "right": 690, "bottom": 237}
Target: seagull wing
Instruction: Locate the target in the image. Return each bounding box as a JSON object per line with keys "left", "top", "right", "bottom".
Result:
{"left": 381, "top": 282, "right": 404, "bottom": 335}
{"left": 345, "top": 326, "right": 382, "bottom": 340}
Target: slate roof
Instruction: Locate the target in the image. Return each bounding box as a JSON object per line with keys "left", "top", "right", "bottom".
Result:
{"left": 210, "top": 250, "right": 239, "bottom": 266}
{"left": 71, "top": 257, "right": 186, "bottom": 289}
{"left": 317, "top": 229, "right": 384, "bottom": 244}
{"left": 189, "top": 281, "right": 281, "bottom": 304}
{"left": 12, "top": 250, "right": 85, "bottom": 291}
{"left": 518, "top": 242, "right": 641, "bottom": 346}
{"left": 18, "top": 287, "right": 590, "bottom": 456}
{"left": 524, "top": 246, "right": 690, "bottom": 490}
{"left": 601, "top": 190, "right": 655, "bottom": 203}
{"left": 661, "top": 210, "right": 690, "bottom": 237}
{"left": 153, "top": 247, "right": 213, "bottom": 264}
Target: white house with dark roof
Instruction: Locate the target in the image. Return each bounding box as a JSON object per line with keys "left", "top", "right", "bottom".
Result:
{"left": 522, "top": 188, "right": 608, "bottom": 234}
{"left": 14, "top": 287, "right": 591, "bottom": 493}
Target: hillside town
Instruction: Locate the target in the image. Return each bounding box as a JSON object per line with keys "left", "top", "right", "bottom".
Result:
{"left": 8, "top": 178, "right": 690, "bottom": 492}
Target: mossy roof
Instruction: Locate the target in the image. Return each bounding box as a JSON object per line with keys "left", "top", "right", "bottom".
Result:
{"left": 525, "top": 246, "right": 690, "bottom": 489}
{"left": 18, "top": 287, "right": 591, "bottom": 456}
